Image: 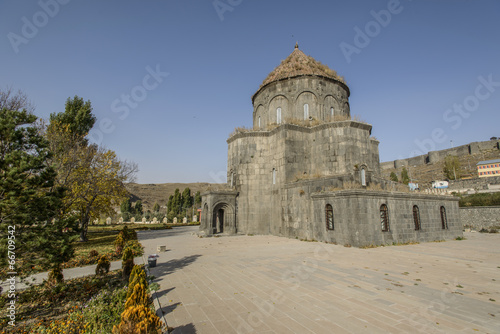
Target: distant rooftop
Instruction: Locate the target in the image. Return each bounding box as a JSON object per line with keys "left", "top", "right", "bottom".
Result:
{"left": 259, "top": 43, "right": 345, "bottom": 89}
{"left": 476, "top": 159, "right": 500, "bottom": 165}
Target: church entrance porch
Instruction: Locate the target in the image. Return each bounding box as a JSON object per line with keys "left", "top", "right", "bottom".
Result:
{"left": 200, "top": 190, "right": 238, "bottom": 236}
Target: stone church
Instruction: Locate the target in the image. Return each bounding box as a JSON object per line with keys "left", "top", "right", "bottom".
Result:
{"left": 200, "top": 44, "right": 462, "bottom": 247}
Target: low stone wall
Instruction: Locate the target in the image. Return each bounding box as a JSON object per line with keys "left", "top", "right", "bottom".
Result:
{"left": 460, "top": 206, "right": 500, "bottom": 230}
{"left": 449, "top": 175, "right": 500, "bottom": 191}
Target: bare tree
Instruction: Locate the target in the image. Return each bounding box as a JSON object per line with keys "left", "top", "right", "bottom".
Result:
{"left": 0, "top": 87, "right": 35, "bottom": 113}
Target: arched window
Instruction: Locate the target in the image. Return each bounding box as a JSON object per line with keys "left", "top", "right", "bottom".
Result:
{"left": 272, "top": 168, "right": 276, "bottom": 185}
{"left": 277, "top": 108, "right": 282, "bottom": 124}
{"left": 330, "top": 107, "right": 334, "bottom": 116}
{"left": 380, "top": 204, "right": 389, "bottom": 232}
{"left": 413, "top": 205, "right": 421, "bottom": 230}
{"left": 325, "top": 204, "right": 334, "bottom": 230}
{"left": 361, "top": 168, "right": 366, "bottom": 186}
{"left": 304, "top": 104, "right": 309, "bottom": 120}
{"left": 258, "top": 116, "right": 261, "bottom": 129}
{"left": 440, "top": 206, "right": 448, "bottom": 229}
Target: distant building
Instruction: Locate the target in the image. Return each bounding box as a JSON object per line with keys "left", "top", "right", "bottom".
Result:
{"left": 432, "top": 181, "right": 449, "bottom": 189}
{"left": 477, "top": 159, "right": 500, "bottom": 178}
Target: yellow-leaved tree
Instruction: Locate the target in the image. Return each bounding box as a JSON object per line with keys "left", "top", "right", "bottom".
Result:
{"left": 46, "top": 96, "right": 137, "bottom": 241}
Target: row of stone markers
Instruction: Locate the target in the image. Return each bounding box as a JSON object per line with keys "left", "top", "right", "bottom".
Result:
{"left": 102, "top": 215, "right": 199, "bottom": 225}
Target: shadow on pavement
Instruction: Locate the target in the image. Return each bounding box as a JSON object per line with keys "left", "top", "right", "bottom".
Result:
{"left": 161, "top": 301, "right": 182, "bottom": 315}
{"left": 171, "top": 323, "right": 197, "bottom": 334}
{"left": 152, "top": 254, "right": 202, "bottom": 276}
{"left": 155, "top": 286, "right": 175, "bottom": 299}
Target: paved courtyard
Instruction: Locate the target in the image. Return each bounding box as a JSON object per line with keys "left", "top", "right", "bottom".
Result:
{"left": 139, "top": 227, "right": 500, "bottom": 333}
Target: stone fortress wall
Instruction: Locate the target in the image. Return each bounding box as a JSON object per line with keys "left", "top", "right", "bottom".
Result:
{"left": 380, "top": 139, "right": 500, "bottom": 171}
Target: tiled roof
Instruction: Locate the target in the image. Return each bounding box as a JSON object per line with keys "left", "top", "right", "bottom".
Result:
{"left": 476, "top": 159, "right": 500, "bottom": 165}
{"left": 259, "top": 44, "right": 345, "bottom": 89}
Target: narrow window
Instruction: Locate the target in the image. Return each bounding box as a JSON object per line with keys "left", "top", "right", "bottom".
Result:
{"left": 325, "top": 204, "right": 334, "bottom": 230}
{"left": 258, "top": 116, "right": 261, "bottom": 129}
{"left": 304, "top": 104, "right": 309, "bottom": 120}
{"left": 380, "top": 204, "right": 389, "bottom": 232}
{"left": 330, "top": 107, "right": 334, "bottom": 116}
{"left": 413, "top": 205, "right": 421, "bottom": 230}
{"left": 361, "top": 168, "right": 366, "bottom": 186}
{"left": 230, "top": 172, "right": 234, "bottom": 187}
{"left": 272, "top": 168, "right": 276, "bottom": 185}
{"left": 277, "top": 108, "right": 282, "bottom": 124}
{"left": 440, "top": 206, "right": 448, "bottom": 229}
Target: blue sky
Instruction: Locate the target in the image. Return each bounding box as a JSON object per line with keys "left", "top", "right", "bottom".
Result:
{"left": 1, "top": 0, "right": 499, "bottom": 183}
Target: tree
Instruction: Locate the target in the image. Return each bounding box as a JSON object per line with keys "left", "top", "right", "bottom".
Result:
{"left": 443, "top": 155, "right": 461, "bottom": 180}
{"left": 0, "top": 108, "right": 75, "bottom": 279}
{"left": 194, "top": 191, "right": 202, "bottom": 207}
{"left": 182, "top": 187, "right": 193, "bottom": 209}
{"left": 390, "top": 172, "right": 398, "bottom": 182}
{"left": 49, "top": 96, "right": 95, "bottom": 142}
{"left": 153, "top": 202, "right": 160, "bottom": 213}
{"left": 46, "top": 96, "right": 137, "bottom": 241}
{"left": 401, "top": 167, "right": 410, "bottom": 184}
{"left": 134, "top": 201, "right": 143, "bottom": 215}
{"left": 121, "top": 199, "right": 132, "bottom": 213}
{"left": 168, "top": 189, "right": 182, "bottom": 215}
{"left": 65, "top": 146, "right": 135, "bottom": 241}
{"left": 0, "top": 87, "right": 35, "bottom": 113}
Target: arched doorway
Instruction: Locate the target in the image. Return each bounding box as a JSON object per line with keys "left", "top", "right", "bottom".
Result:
{"left": 213, "top": 208, "right": 224, "bottom": 234}
{"left": 212, "top": 202, "right": 236, "bottom": 235}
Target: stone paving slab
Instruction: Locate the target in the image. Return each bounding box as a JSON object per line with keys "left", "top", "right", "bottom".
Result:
{"left": 139, "top": 227, "right": 500, "bottom": 333}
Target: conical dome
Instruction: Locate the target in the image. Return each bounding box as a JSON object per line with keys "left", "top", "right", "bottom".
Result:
{"left": 259, "top": 44, "right": 345, "bottom": 89}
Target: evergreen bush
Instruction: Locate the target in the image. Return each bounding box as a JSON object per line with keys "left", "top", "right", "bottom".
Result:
{"left": 122, "top": 247, "right": 134, "bottom": 280}
{"left": 95, "top": 255, "right": 111, "bottom": 276}
{"left": 112, "top": 304, "right": 162, "bottom": 334}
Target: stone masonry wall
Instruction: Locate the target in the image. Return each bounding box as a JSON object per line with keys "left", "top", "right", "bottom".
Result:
{"left": 252, "top": 76, "right": 350, "bottom": 129}
{"left": 449, "top": 175, "right": 500, "bottom": 191}
{"left": 380, "top": 139, "right": 500, "bottom": 171}
{"left": 460, "top": 206, "right": 500, "bottom": 230}
{"left": 311, "top": 190, "right": 462, "bottom": 247}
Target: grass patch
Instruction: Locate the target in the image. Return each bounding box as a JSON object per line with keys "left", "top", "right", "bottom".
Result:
{"left": 0, "top": 270, "right": 126, "bottom": 332}
{"left": 62, "top": 225, "right": 146, "bottom": 270}
{"left": 458, "top": 192, "right": 500, "bottom": 207}
{"left": 455, "top": 236, "right": 467, "bottom": 240}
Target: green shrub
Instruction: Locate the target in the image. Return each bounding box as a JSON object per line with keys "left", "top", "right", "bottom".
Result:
{"left": 89, "top": 249, "right": 99, "bottom": 258}
{"left": 127, "top": 268, "right": 147, "bottom": 298}
{"left": 459, "top": 192, "right": 500, "bottom": 207}
{"left": 124, "top": 239, "right": 143, "bottom": 256}
{"left": 47, "top": 265, "right": 64, "bottom": 285}
{"left": 114, "top": 233, "right": 125, "bottom": 255}
{"left": 122, "top": 247, "right": 134, "bottom": 280}
{"left": 113, "top": 303, "right": 162, "bottom": 334}
{"left": 128, "top": 265, "right": 142, "bottom": 289}
{"left": 81, "top": 287, "right": 128, "bottom": 333}
{"left": 124, "top": 283, "right": 150, "bottom": 309}
{"left": 121, "top": 225, "right": 130, "bottom": 240}
{"left": 95, "top": 255, "right": 111, "bottom": 276}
